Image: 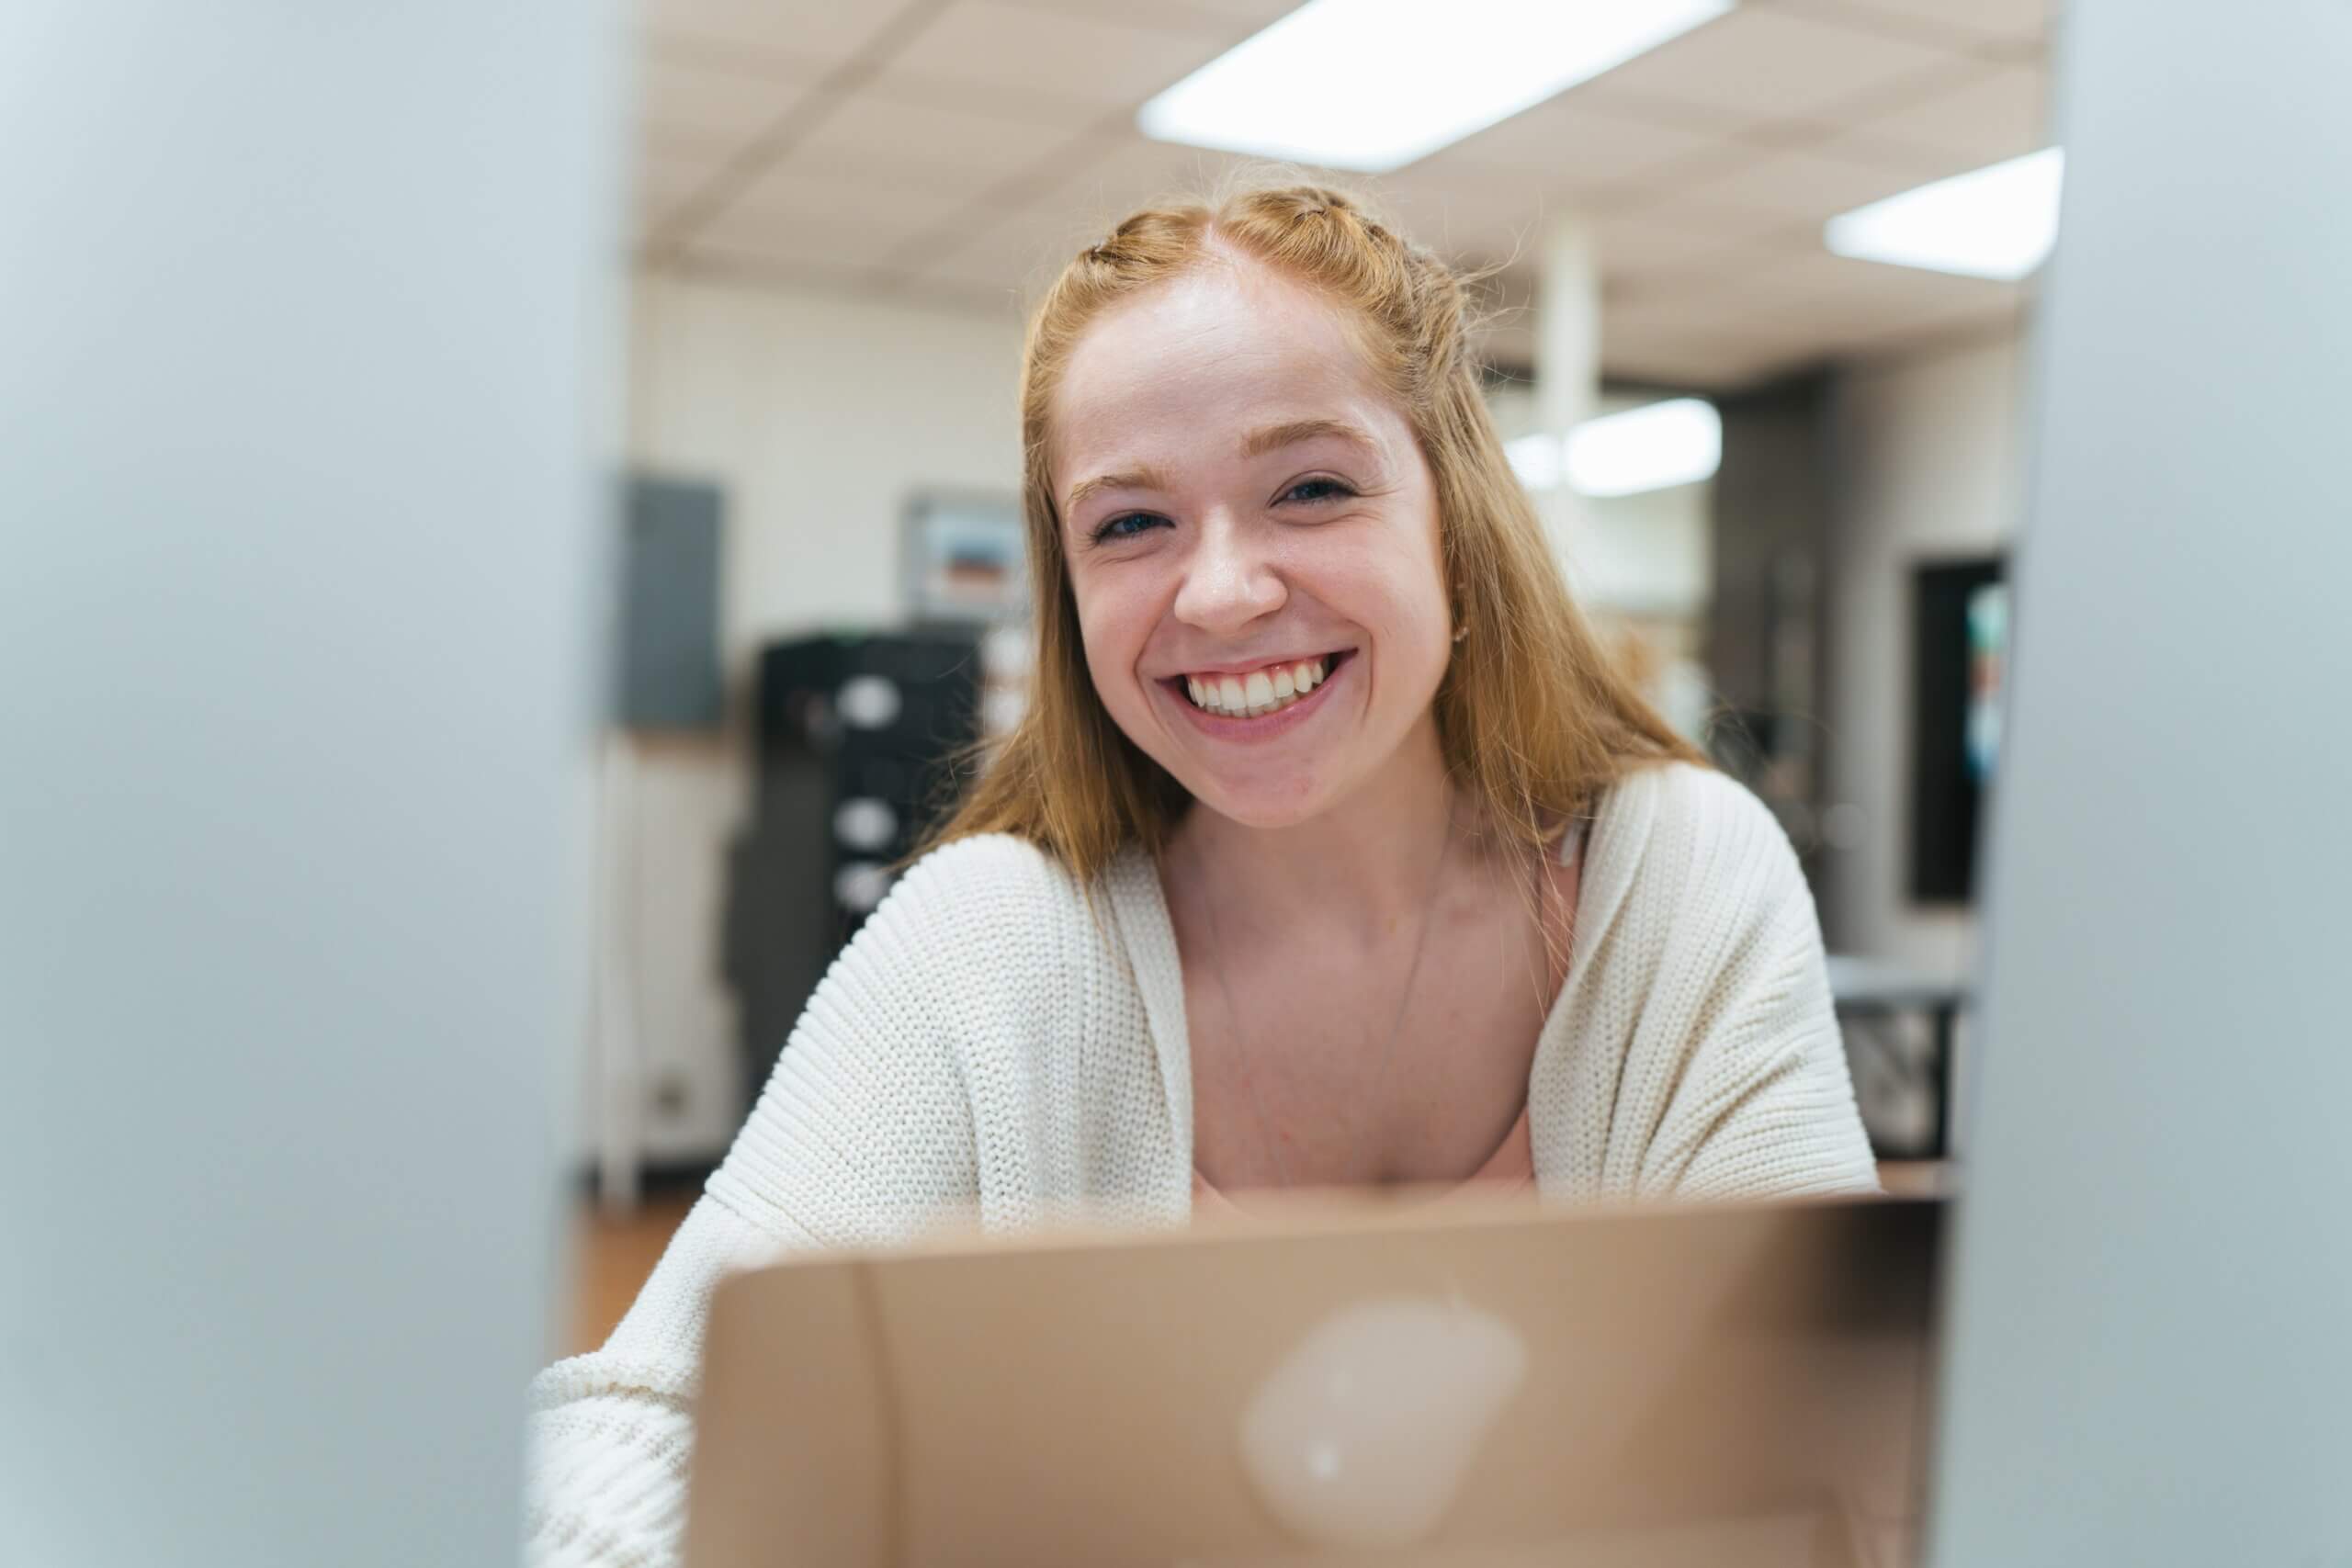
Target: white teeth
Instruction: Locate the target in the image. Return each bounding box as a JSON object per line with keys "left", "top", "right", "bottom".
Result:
{"left": 1182, "top": 656, "right": 1336, "bottom": 717}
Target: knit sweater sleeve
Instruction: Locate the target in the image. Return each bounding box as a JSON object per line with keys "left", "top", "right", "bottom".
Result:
{"left": 1607, "top": 766, "right": 1881, "bottom": 1202}
{"left": 521, "top": 837, "right": 1021, "bottom": 1568}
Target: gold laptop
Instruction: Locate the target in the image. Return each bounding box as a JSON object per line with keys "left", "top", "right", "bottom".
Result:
{"left": 684, "top": 1193, "right": 1942, "bottom": 1568}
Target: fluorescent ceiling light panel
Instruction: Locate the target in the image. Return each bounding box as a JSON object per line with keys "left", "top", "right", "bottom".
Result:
{"left": 1505, "top": 432, "right": 1565, "bottom": 491}
{"left": 1825, "top": 146, "right": 2065, "bottom": 281}
{"left": 1137, "top": 0, "right": 1735, "bottom": 174}
{"left": 1508, "top": 399, "right": 1722, "bottom": 498}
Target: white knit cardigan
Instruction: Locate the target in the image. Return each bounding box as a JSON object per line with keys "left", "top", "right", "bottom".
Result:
{"left": 524, "top": 761, "right": 1877, "bottom": 1566}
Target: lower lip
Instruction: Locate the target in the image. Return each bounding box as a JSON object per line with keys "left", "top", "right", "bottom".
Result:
{"left": 1164, "top": 656, "right": 1349, "bottom": 742}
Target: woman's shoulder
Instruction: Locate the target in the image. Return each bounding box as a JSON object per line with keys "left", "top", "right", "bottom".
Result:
{"left": 1593, "top": 760, "right": 1805, "bottom": 897}
{"left": 820, "top": 834, "right": 1120, "bottom": 1036}
{"left": 888, "top": 831, "right": 1094, "bottom": 930}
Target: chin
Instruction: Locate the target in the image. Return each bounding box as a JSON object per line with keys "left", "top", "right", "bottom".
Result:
{"left": 1180, "top": 770, "right": 1335, "bottom": 831}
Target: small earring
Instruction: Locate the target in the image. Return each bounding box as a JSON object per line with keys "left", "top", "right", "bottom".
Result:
{"left": 1453, "top": 624, "right": 1470, "bottom": 643}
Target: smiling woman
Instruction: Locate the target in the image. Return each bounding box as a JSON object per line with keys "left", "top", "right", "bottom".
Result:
{"left": 940, "top": 180, "right": 1698, "bottom": 882}
{"left": 522, "top": 177, "right": 1879, "bottom": 1568}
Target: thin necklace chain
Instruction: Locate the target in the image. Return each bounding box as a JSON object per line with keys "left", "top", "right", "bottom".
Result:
{"left": 1192, "top": 803, "right": 1457, "bottom": 1190}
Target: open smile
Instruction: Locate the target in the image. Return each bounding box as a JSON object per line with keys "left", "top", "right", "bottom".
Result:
{"left": 1158, "top": 649, "right": 1355, "bottom": 736}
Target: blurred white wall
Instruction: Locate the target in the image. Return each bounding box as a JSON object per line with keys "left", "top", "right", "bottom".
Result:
{"left": 594, "top": 275, "right": 1023, "bottom": 1167}
{"left": 0, "top": 1, "right": 621, "bottom": 1561}
{"left": 628, "top": 274, "right": 1024, "bottom": 663}
{"left": 1824, "top": 328, "right": 2030, "bottom": 975}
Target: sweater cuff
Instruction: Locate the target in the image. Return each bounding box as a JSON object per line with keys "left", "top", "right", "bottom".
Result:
{"left": 524, "top": 1390, "right": 695, "bottom": 1568}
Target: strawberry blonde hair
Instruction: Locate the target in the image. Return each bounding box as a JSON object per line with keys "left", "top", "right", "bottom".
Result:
{"left": 928, "top": 175, "right": 1700, "bottom": 884}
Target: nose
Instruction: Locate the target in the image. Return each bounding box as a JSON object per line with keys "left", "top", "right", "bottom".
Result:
{"left": 1171, "top": 511, "right": 1285, "bottom": 636}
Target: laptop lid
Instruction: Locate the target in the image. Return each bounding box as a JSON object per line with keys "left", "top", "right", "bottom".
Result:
{"left": 686, "top": 1195, "right": 1941, "bottom": 1568}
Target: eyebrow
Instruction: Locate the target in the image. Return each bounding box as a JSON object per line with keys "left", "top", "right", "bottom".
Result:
{"left": 1239, "top": 417, "right": 1380, "bottom": 459}
{"left": 1064, "top": 464, "right": 1170, "bottom": 516}
{"left": 1062, "top": 419, "right": 1380, "bottom": 517}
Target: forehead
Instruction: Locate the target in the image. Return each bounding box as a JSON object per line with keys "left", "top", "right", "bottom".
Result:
{"left": 1049, "top": 260, "right": 1396, "bottom": 479}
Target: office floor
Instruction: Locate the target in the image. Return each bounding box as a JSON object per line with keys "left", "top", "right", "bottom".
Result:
{"left": 567, "top": 1188, "right": 698, "bottom": 1356}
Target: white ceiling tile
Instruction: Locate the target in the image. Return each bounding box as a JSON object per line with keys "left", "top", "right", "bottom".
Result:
{"left": 1831, "top": 62, "right": 2050, "bottom": 169}
{"left": 1047, "top": 137, "right": 1271, "bottom": 219}
{"left": 1616, "top": 248, "right": 2026, "bottom": 358}
{"left": 1600, "top": 327, "right": 1826, "bottom": 391}
{"left": 631, "top": 174, "right": 697, "bottom": 243}
{"left": 907, "top": 208, "right": 1095, "bottom": 296}
{"left": 1010, "top": 137, "right": 1534, "bottom": 269}
{"left": 1092, "top": 0, "right": 1303, "bottom": 24}
{"left": 1838, "top": 297, "right": 2031, "bottom": 363}
{"left": 1770, "top": 247, "right": 2025, "bottom": 306}
{"left": 1758, "top": 254, "right": 2027, "bottom": 336}
{"left": 787, "top": 95, "right": 1091, "bottom": 196}
{"left": 1777, "top": 0, "right": 2051, "bottom": 47}
{"left": 689, "top": 165, "right": 953, "bottom": 264}
{"left": 622, "top": 0, "right": 2043, "bottom": 369}
{"left": 1407, "top": 97, "right": 1736, "bottom": 197}
{"left": 844, "top": 261, "right": 1027, "bottom": 316}
{"left": 1588, "top": 206, "right": 1813, "bottom": 285}
{"left": 1572, "top": 6, "right": 1976, "bottom": 126}
{"left": 639, "top": 29, "right": 833, "bottom": 80}
{"left": 639, "top": 0, "right": 910, "bottom": 66}
{"left": 1600, "top": 235, "right": 1814, "bottom": 305}
{"left": 633, "top": 143, "right": 732, "bottom": 227}
{"left": 1655, "top": 147, "right": 1943, "bottom": 227}
{"left": 854, "top": 66, "right": 1104, "bottom": 125}
{"left": 664, "top": 247, "right": 892, "bottom": 299}
{"left": 872, "top": 1, "right": 1232, "bottom": 110}
{"left": 945, "top": 0, "right": 1295, "bottom": 28}
{"left": 636, "top": 53, "right": 818, "bottom": 151}
{"left": 1372, "top": 174, "right": 1558, "bottom": 270}
{"left": 903, "top": 137, "right": 1548, "bottom": 303}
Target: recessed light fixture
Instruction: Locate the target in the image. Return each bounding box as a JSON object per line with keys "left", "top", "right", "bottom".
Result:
{"left": 1507, "top": 399, "right": 1723, "bottom": 498}
{"left": 1137, "top": 0, "right": 1735, "bottom": 174}
{"left": 1825, "top": 147, "right": 2065, "bottom": 281}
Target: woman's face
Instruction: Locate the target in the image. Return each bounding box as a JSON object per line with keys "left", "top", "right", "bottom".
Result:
{"left": 1049, "top": 258, "right": 1452, "bottom": 829}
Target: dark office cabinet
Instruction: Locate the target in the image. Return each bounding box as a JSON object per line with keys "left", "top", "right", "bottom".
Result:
{"left": 722, "top": 631, "right": 983, "bottom": 1097}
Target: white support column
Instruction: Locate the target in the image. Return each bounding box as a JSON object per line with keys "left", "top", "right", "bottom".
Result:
{"left": 1533, "top": 211, "right": 1602, "bottom": 568}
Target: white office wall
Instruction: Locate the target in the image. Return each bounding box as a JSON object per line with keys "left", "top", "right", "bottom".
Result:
{"left": 629, "top": 272, "right": 1026, "bottom": 661}
{"left": 1822, "top": 329, "right": 2032, "bottom": 974}
{"left": 0, "top": 2, "right": 621, "bottom": 1562}
{"left": 594, "top": 274, "right": 1024, "bottom": 1164}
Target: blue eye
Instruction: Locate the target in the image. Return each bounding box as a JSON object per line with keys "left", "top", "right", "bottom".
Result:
{"left": 1090, "top": 511, "right": 1166, "bottom": 544}
{"left": 1282, "top": 477, "right": 1355, "bottom": 505}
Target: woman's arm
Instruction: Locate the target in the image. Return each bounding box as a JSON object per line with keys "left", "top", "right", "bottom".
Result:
{"left": 522, "top": 842, "right": 993, "bottom": 1568}
{"left": 1613, "top": 766, "right": 1881, "bottom": 1202}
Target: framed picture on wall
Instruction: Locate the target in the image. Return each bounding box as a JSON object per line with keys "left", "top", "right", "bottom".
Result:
{"left": 902, "top": 491, "right": 1026, "bottom": 627}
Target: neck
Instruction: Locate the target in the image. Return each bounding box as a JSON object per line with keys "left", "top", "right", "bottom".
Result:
{"left": 1176, "top": 716, "right": 1461, "bottom": 946}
